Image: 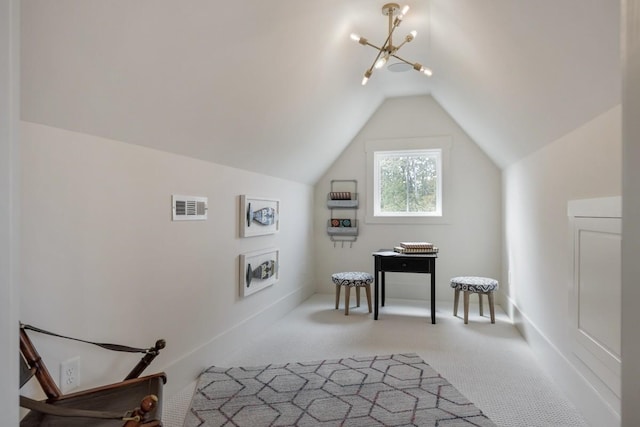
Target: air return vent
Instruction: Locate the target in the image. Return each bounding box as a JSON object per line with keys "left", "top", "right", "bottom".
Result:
{"left": 172, "top": 195, "right": 208, "bottom": 221}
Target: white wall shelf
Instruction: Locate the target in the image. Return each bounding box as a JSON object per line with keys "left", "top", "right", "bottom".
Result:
{"left": 327, "top": 179, "right": 358, "bottom": 247}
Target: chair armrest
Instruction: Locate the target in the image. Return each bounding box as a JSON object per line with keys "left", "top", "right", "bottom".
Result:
{"left": 20, "top": 394, "right": 158, "bottom": 421}
{"left": 50, "top": 372, "right": 167, "bottom": 402}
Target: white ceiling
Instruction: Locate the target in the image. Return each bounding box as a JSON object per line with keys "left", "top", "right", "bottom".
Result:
{"left": 20, "top": 0, "right": 621, "bottom": 185}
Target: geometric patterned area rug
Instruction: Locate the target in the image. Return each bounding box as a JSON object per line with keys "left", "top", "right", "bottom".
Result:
{"left": 184, "top": 353, "right": 497, "bottom": 426}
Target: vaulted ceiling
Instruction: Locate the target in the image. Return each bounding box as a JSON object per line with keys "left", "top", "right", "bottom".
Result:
{"left": 21, "top": 0, "right": 621, "bottom": 185}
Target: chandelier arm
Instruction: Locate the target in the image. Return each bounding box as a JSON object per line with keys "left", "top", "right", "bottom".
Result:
{"left": 377, "top": 15, "right": 402, "bottom": 57}
{"left": 385, "top": 19, "right": 402, "bottom": 52}
{"left": 362, "top": 41, "right": 384, "bottom": 51}
{"left": 359, "top": 23, "right": 398, "bottom": 73}
{"left": 388, "top": 6, "right": 394, "bottom": 48}
{"left": 395, "top": 36, "right": 413, "bottom": 51}
{"left": 363, "top": 21, "right": 401, "bottom": 81}
{"left": 391, "top": 53, "right": 432, "bottom": 75}
{"left": 390, "top": 53, "right": 413, "bottom": 66}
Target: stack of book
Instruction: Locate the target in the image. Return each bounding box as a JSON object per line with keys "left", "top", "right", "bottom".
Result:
{"left": 393, "top": 242, "right": 439, "bottom": 254}
{"left": 329, "top": 191, "right": 352, "bottom": 200}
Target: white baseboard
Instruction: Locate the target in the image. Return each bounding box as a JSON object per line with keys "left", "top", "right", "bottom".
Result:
{"left": 502, "top": 293, "right": 620, "bottom": 427}
{"left": 162, "top": 286, "right": 313, "bottom": 398}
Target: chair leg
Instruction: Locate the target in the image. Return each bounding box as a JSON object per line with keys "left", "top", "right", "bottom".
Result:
{"left": 488, "top": 291, "right": 496, "bottom": 324}
{"left": 463, "top": 291, "right": 470, "bottom": 324}
{"left": 365, "top": 284, "right": 372, "bottom": 313}
{"left": 453, "top": 289, "right": 460, "bottom": 316}
{"left": 335, "top": 285, "right": 341, "bottom": 310}
{"left": 344, "top": 287, "right": 351, "bottom": 315}
{"left": 479, "top": 293, "right": 484, "bottom": 316}
{"left": 356, "top": 286, "right": 361, "bottom": 307}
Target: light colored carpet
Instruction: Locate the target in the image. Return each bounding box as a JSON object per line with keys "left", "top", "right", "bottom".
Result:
{"left": 184, "top": 353, "right": 496, "bottom": 426}
{"left": 164, "top": 293, "right": 588, "bottom": 427}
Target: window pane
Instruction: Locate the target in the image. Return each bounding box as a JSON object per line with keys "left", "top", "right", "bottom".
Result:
{"left": 376, "top": 151, "right": 440, "bottom": 215}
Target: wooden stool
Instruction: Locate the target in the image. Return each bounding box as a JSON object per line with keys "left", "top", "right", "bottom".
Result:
{"left": 450, "top": 276, "right": 499, "bottom": 324}
{"left": 331, "top": 272, "right": 373, "bottom": 315}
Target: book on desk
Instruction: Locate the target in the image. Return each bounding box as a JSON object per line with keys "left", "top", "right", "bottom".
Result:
{"left": 392, "top": 241, "right": 439, "bottom": 254}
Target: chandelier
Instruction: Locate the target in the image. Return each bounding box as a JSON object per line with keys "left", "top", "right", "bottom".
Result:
{"left": 350, "top": 3, "right": 432, "bottom": 85}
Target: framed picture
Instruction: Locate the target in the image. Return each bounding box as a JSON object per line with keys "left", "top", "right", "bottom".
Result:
{"left": 240, "top": 195, "right": 280, "bottom": 237}
{"left": 239, "top": 248, "right": 279, "bottom": 297}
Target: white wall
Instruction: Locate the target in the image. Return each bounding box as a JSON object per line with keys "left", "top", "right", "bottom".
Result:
{"left": 622, "top": 1, "right": 640, "bottom": 425}
{"left": 20, "top": 122, "right": 316, "bottom": 398}
{"left": 502, "top": 105, "right": 622, "bottom": 425}
{"left": 0, "top": 0, "right": 19, "bottom": 425}
{"left": 314, "top": 95, "right": 502, "bottom": 303}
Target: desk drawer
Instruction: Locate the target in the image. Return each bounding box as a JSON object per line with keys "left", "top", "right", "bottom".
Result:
{"left": 379, "top": 257, "right": 432, "bottom": 273}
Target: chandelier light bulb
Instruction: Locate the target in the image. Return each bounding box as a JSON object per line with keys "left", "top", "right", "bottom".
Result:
{"left": 362, "top": 70, "right": 372, "bottom": 86}
{"left": 374, "top": 56, "right": 388, "bottom": 69}
{"left": 413, "top": 63, "right": 433, "bottom": 76}
{"left": 350, "top": 33, "right": 361, "bottom": 42}
{"left": 401, "top": 5, "right": 410, "bottom": 15}
{"left": 405, "top": 30, "right": 417, "bottom": 43}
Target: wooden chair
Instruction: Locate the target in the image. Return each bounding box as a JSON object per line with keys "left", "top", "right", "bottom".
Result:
{"left": 450, "top": 276, "right": 499, "bottom": 324}
{"left": 19, "top": 323, "right": 167, "bottom": 426}
{"left": 332, "top": 272, "right": 373, "bottom": 315}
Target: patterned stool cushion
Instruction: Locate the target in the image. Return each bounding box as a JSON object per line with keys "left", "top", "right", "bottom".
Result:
{"left": 332, "top": 272, "right": 374, "bottom": 287}
{"left": 450, "top": 276, "right": 499, "bottom": 293}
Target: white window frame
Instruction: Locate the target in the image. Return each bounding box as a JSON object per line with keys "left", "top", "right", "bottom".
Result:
{"left": 365, "top": 136, "right": 451, "bottom": 224}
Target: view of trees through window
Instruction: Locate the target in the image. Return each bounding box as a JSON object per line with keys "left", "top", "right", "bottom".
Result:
{"left": 376, "top": 150, "right": 440, "bottom": 215}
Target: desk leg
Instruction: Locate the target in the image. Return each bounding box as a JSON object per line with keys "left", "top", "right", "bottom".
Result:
{"left": 381, "top": 271, "right": 385, "bottom": 307}
{"left": 374, "top": 270, "right": 379, "bottom": 320}
{"left": 431, "top": 266, "right": 436, "bottom": 324}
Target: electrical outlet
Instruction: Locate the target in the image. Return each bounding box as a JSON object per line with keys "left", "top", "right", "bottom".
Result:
{"left": 60, "top": 357, "right": 80, "bottom": 393}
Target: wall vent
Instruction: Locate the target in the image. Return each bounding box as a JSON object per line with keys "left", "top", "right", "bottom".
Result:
{"left": 172, "top": 195, "right": 208, "bottom": 221}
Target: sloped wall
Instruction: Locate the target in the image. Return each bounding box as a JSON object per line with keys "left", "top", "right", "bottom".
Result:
{"left": 502, "top": 105, "right": 622, "bottom": 425}
{"left": 20, "top": 121, "right": 316, "bottom": 398}
{"left": 314, "top": 95, "right": 502, "bottom": 303}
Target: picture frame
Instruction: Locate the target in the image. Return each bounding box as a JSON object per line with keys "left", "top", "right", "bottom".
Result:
{"left": 239, "top": 248, "right": 279, "bottom": 297}
{"left": 240, "top": 195, "right": 280, "bottom": 237}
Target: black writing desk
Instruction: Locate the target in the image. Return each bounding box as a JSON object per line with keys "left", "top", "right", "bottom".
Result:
{"left": 372, "top": 250, "right": 438, "bottom": 324}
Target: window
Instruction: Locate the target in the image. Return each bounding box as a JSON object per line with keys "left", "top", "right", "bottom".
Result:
{"left": 365, "top": 137, "right": 450, "bottom": 224}
{"left": 374, "top": 149, "right": 442, "bottom": 217}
